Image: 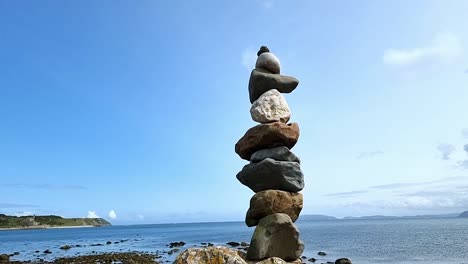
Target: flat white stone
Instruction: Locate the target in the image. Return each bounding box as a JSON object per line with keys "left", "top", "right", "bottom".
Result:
{"left": 255, "top": 52, "right": 280, "bottom": 74}
{"left": 250, "top": 89, "right": 290, "bottom": 123}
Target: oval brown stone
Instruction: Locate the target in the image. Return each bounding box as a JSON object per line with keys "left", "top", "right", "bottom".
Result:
{"left": 246, "top": 190, "right": 303, "bottom": 227}
{"left": 235, "top": 122, "right": 299, "bottom": 160}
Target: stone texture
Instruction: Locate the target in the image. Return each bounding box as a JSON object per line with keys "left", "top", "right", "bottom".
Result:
{"left": 235, "top": 122, "right": 299, "bottom": 160}
{"left": 257, "top": 46, "right": 270, "bottom": 56}
{"left": 236, "top": 158, "right": 304, "bottom": 193}
{"left": 250, "top": 147, "right": 300, "bottom": 163}
{"left": 335, "top": 258, "right": 352, "bottom": 264}
{"left": 247, "top": 213, "right": 304, "bottom": 261}
{"left": 248, "top": 69, "right": 299, "bottom": 103}
{"left": 256, "top": 53, "right": 280, "bottom": 74}
{"left": 173, "top": 247, "right": 247, "bottom": 264}
{"left": 250, "top": 89, "right": 290, "bottom": 124}
{"left": 248, "top": 257, "right": 302, "bottom": 264}
{"left": 246, "top": 190, "right": 303, "bottom": 227}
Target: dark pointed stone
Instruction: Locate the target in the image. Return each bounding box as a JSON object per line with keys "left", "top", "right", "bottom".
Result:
{"left": 248, "top": 69, "right": 299, "bottom": 103}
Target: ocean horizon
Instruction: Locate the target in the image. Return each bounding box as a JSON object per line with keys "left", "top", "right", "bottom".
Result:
{"left": 2, "top": 217, "right": 468, "bottom": 264}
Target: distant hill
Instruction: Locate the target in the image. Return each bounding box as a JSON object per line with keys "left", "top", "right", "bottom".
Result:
{"left": 458, "top": 211, "right": 468, "bottom": 218}
{"left": 0, "top": 214, "right": 111, "bottom": 229}
{"left": 343, "top": 213, "right": 460, "bottom": 220}
{"left": 299, "top": 214, "right": 338, "bottom": 221}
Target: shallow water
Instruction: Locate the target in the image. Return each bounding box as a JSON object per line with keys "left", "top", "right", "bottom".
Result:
{"left": 1, "top": 218, "right": 468, "bottom": 263}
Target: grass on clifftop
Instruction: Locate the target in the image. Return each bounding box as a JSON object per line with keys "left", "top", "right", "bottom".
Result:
{"left": 0, "top": 214, "right": 110, "bottom": 228}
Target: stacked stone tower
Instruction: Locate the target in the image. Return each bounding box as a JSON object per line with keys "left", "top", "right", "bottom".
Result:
{"left": 235, "top": 46, "right": 304, "bottom": 262}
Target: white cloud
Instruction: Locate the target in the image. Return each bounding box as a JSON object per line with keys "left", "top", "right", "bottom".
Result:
{"left": 463, "top": 129, "right": 468, "bottom": 139}
{"left": 437, "top": 143, "right": 456, "bottom": 160}
{"left": 383, "top": 33, "right": 462, "bottom": 68}
{"left": 241, "top": 47, "right": 257, "bottom": 71}
{"left": 108, "top": 210, "right": 117, "bottom": 220}
{"left": 356, "top": 150, "right": 384, "bottom": 159}
{"left": 87, "top": 211, "right": 99, "bottom": 218}
{"left": 14, "top": 211, "right": 34, "bottom": 217}
{"left": 137, "top": 214, "right": 144, "bottom": 220}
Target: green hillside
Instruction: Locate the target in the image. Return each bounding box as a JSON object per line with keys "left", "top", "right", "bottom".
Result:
{"left": 0, "top": 214, "right": 111, "bottom": 229}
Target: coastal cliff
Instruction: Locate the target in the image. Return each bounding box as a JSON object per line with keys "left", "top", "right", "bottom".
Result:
{"left": 0, "top": 214, "right": 111, "bottom": 229}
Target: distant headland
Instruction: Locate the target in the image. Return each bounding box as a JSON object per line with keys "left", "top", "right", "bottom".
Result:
{"left": 0, "top": 214, "right": 111, "bottom": 230}
{"left": 299, "top": 211, "right": 468, "bottom": 221}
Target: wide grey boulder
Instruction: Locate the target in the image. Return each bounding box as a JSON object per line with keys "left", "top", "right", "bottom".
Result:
{"left": 248, "top": 69, "right": 299, "bottom": 103}
{"left": 247, "top": 213, "right": 304, "bottom": 261}
{"left": 250, "top": 147, "right": 300, "bottom": 163}
{"left": 250, "top": 89, "right": 290, "bottom": 124}
{"left": 256, "top": 52, "right": 280, "bottom": 74}
{"left": 236, "top": 158, "right": 304, "bottom": 193}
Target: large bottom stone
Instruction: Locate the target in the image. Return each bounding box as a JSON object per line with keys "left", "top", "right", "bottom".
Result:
{"left": 173, "top": 247, "right": 246, "bottom": 264}
{"left": 173, "top": 247, "right": 302, "bottom": 264}
{"left": 246, "top": 190, "right": 303, "bottom": 227}
{"left": 247, "top": 213, "right": 304, "bottom": 261}
{"left": 236, "top": 158, "right": 304, "bottom": 193}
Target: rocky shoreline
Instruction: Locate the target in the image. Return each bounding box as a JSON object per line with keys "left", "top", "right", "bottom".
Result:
{"left": 0, "top": 240, "right": 351, "bottom": 264}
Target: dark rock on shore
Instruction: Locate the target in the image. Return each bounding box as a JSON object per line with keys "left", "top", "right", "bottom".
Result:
{"left": 335, "top": 258, "right": 352, "bottom": 264}
{"left": 0, "top": 254, "right": 9, "bottom": 263}
{"left": 168, "top": 248, "right": 180, "bottom": 255}
{"left": 317, "top": 252, "right": 326, "bottom": 256}
{"left": 237, "top": 159, "right": 304, "bottom": 193}
{"left": 43, "top": 249, "right": 52, "bottom": 254}
{"left": 59, "top": 245, "right": 71, "bottom": 250}
{"left": 168, "top": 241, "right": 186, "bottom": 248}
{"left": 248, "top": 69, "right": 299, "bottom": 103}
{"left": 235, "top": 122, "right": 299, "bottom": 160}
{"left": 308, "top": 258, "right": 316, "bottom": 262}
{"left": 246, "top": 190, "right": 303, "bottom": 227}
{"left": 247, "top": 213, "right": 304, "bottom": 261}
{"left": 53, "top": 252, "right": 160, "bottom": 264}
{"left": 251, "top": 147, "right": 300, "bottom": 163}
{"left": 227, "top": 242, "right": 241, "bottom": 247}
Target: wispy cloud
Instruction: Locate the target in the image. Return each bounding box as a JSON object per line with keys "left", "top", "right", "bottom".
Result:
{"left": 108, "top": 210, "right": 117, "bottom": 220}
{"left": 257, "top": 0, "right": 274, "bottom": 8}
{"left": 0, "top": 183, "right": 87, "bottom": 190}
{"left": 356, "top": 150, "right": 384, "bottom": 159}
{"left": 370, "top": 182, "right": 422, "bottom": 189}
{"left": 324, "top": 190, "right": 368, "bottom": 198}
{"left": 137, "top": 214, "right": 144, "bottom": 220}
{"left": 462, "top": 129, "right": 468, "bottom": 139}
{"left": 383, "top": 33, "right": 462, "bottom": 68}
{"left": 437, "top": 143, "right": 456, "bottom": 160}
{"left": 457, "top": 160, "right": 468, "bottom": 169}
{"left": 86, "top": 211, "right": 99, "bottom": 218}
{"left": 0, "top": 203, "right": 39, "bottom": 209}
{"left": 241, "top": 47, "right": 257, "bottom": 71}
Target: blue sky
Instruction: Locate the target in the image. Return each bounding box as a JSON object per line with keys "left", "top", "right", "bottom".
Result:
{"left": 1, "top": 1, "right": 468, "bottom": 224}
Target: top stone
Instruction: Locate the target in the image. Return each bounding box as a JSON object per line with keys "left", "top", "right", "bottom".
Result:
{"left": 257, "top": 46, "right": 270, "bottom": 56}
{"left": 256, "top": 52, "right": 280, "bottom": 74}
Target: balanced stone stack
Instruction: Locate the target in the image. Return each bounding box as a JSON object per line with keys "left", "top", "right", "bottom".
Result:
{"left": 235, "top": 46, "right": 305, "bottom": 262}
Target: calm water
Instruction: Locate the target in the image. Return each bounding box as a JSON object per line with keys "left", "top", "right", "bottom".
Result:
{"left": 1, "top": 218, "right": 468, "bottom": 263}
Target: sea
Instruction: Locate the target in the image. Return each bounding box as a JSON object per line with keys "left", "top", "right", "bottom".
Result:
{"left": 1, "top": 218, "right": 468, "bottom": 264}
